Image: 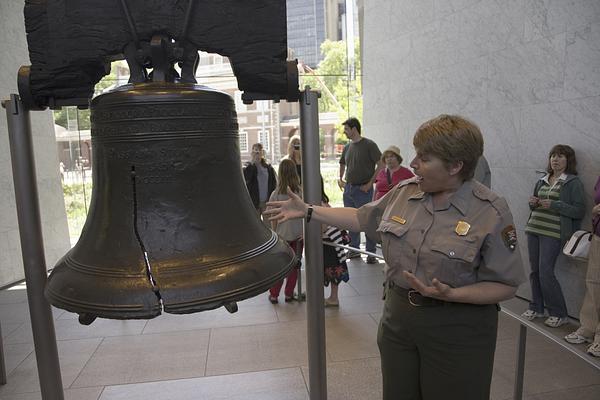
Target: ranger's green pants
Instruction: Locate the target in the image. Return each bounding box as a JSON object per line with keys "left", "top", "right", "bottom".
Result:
{"left": 377, "top": 285, "right": 499, "bottom": 400}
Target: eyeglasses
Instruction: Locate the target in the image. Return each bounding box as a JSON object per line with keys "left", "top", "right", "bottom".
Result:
{"left": 293, "top": 144, "right": 300, "bottom": 150}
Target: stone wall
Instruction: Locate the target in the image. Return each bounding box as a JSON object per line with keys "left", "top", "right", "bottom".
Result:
{"left": 0, "top": 1, "right": 70, "bottom": 286}
{"left": 362, "top": 0, "right": 600, "bottom": 316}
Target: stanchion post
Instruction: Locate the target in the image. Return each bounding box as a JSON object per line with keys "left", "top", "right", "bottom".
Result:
{"left": 0, "top": 321, "right": 6, "bottom": 385}
{"left": 3, "top": 94, "right": 65, "bottom": 399}
{"left": 299, "top": 87, "right": 327, "bottom": 400}
{"left": 513, "top": 324, "right": 527, "bottom": 400}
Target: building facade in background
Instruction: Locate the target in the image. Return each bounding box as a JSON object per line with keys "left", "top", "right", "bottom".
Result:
{"left": 287, "top": 0, "right": 326, "bottom": 68}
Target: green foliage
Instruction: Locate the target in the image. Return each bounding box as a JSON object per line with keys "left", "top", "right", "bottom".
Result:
{"left": 320, "top": 161, "right": 344, "bottom": 207}
{"left": 62, "top": 182, "right": 92, "bottom": 239}
{"left": 335, "top": 135, "right": 349, "bottom": 145}
{"left": 53, "top": 108, "right": 91, "bottom": 130}
{"left": 300, "top": 39, "right": 362, "bottom": 130}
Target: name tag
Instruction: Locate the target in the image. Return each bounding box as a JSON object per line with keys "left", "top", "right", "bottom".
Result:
{"left": 391, "top": 216, "right": 406, "bottom": 225}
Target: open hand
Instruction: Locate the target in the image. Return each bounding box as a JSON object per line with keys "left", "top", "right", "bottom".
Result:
{"left": 265, "top": 187, "right": 307, "bottom": 223}
{"left": 402, "top": 271, "right": 454, "bottom": 302}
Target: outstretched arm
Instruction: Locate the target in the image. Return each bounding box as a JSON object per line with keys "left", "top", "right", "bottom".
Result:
{"left": 265, "top": 187, "right": 360, "bottom": 232}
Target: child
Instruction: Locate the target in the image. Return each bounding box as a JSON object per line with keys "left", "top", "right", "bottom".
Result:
{"left": 268, "top": 159, "right": 303, "bottom": 304}
{"left": 321, "top": 189, "right": 350, "bottom": 307}
{"left": 323, "top": 225, "right": 351, "bottom": 307}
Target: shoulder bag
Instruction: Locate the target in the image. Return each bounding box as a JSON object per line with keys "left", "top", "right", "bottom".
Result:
{"left": 563, "top": 219, "right": 599, "bottom": 261}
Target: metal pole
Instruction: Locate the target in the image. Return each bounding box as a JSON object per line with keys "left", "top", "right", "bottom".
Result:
{"left": 299, "top": 88, "right": 327, "bottom": 400}
{"left": 296, "top": 251, "right": 306, "bottom": 301}
{"left": 3, "top": 94, "right": 65, "bottom": 399}
{"left": 513, "top": 324, "right": 527, "bottom": 400}
{"left": 0, "top": 321, "right": 6, "bottom": 385}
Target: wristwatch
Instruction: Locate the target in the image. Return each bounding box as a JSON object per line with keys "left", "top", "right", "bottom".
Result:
{"left": 305, "top": 205, "right": 314, "bottom": 223}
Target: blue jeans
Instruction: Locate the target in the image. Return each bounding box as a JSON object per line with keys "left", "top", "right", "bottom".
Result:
{"left": 343, "top": 183, "right": 376, "bottom": 253}
{"left": 527, "top": 233, "right": 567, "bottom": 318}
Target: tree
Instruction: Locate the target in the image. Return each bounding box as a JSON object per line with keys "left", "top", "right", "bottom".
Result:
{"left": 300, "top": 39, "right": 362, "bottom": 132}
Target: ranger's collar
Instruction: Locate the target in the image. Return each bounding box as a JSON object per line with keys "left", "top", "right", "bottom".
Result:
{"left": 409, "top": 180, "right": 474, "bottom": 215}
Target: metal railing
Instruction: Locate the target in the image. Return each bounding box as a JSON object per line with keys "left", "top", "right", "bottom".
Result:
{"left": 0, "top": 321, "right": 6, "bottom": 385}
{"left": 502, "top": 308, "right": 600, "bottom": 400}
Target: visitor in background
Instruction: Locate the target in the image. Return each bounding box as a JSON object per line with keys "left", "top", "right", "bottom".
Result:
{"left": 522, "top": 144, "right": 585, "bottom": 328}
{"left": 373, "top": 145, "right": 413, "bottom": 201}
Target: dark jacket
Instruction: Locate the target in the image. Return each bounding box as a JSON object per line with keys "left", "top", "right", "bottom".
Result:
{"left": 243, "top": 161, "right": 277, "bottom": 208}
{"left": 529, "top": 174, "right": 586, "bottom": 245}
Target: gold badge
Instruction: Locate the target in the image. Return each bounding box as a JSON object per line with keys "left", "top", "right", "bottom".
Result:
{"left": 391, "top": 216, "right": 406, "bottom": 225}
{"left": 455, "top": 221, "right": 471, "bottom": 236}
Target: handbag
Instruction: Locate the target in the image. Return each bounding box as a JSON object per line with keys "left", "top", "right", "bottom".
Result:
{"left": 563, "top": 230, "right": 592, "bottom": 261}
{"left": 563, "top": 219, "right": 599, "bottom": 261}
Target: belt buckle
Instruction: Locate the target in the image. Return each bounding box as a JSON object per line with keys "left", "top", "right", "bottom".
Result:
{"left": 407, "top": 289, "right": 422, "bottom": 307}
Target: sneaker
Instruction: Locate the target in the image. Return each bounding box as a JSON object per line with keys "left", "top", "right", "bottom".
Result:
{"left": 347, "top": 250, "right": 361, "bottom": 259}
{"left": 284, "top": 295, "right": 296, "bottom": 303}
{"left": 366, "top": 255, "right": 378, "bottom": 264}
{"left": 564, "top": 330, "right": 592, "bottom": 344}
{"left": 268, "top": 296, "right": 278, "bottom": 304}
{"left": 544, "top": 316, "right": 568, "bottom": 328}
{"left": 521, "top": 309, "right": 544, "bottom": 321}
{"left": 587, "top": 342, "right": 600, "bottom": 357}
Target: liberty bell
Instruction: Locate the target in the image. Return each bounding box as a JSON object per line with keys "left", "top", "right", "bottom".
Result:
{"left": 45, "top": 37, "right": 296, "bottom": 324}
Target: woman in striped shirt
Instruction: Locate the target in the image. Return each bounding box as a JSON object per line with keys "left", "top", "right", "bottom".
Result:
{"left": 522, "top": 145, "right": 586, "bottom": 327}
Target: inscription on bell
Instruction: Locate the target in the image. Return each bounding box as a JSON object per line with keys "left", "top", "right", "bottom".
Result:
{"left": 139, "top": 175, "right": 174, "bottom": 184}
{"left": 93, "top": 104, "right": 233, "bottom": 122}
{"left": 107, "top": 147, "right": 191, "bottom": 161}
{"left": 94, "top": 119, "right": 239, "bottom": 136}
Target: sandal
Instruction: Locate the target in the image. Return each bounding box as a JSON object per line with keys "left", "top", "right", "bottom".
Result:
{"left": 587, "top": 342, "right": 600, "bottom": 357}
{"left": 564, "top": 330, "right": 592, "bottom": 344}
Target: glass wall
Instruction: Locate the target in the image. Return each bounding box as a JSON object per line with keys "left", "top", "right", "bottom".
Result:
{"left": 53, "top": 0, "right": 361, "bottom": 242}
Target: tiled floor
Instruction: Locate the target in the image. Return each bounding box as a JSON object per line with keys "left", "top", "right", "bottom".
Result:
{"left": 0, "top": 257, "right": 599, "bottom": 400}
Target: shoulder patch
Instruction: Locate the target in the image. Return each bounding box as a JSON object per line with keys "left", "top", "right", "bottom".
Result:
{"left": 501, "top": 225, "right": 517, "bottom": 251}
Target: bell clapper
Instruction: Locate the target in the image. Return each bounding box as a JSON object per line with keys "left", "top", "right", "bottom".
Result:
{"left": 78, "top": 313, "right": 97, "bottom": 325}
{"left": 224, "top": 302, "right": 238, "bottom": 314}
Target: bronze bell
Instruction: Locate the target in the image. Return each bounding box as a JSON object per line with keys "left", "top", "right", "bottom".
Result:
{"left": 45, "top": 83, "right": 296, "bottom": 324}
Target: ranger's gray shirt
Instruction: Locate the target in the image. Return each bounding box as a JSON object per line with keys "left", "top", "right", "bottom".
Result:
{"left": 357, "top": 178, "right": 526, "bottom": 290}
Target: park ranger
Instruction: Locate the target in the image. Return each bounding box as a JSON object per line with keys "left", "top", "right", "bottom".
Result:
{"left": 266, "top": 114, "right": 526, "bottom": 400}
